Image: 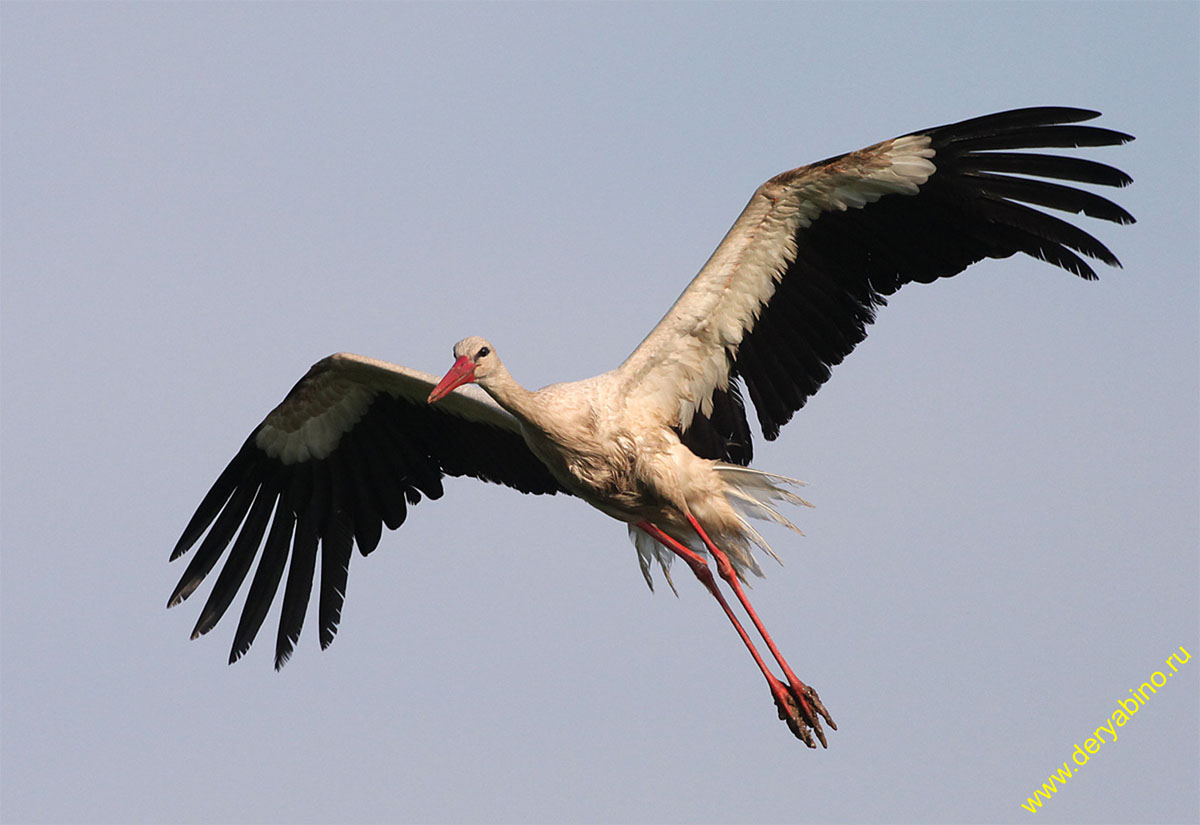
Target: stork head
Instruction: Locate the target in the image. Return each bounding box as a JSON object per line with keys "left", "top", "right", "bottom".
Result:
{"left": 427, "top": 336, "right": 498, "bottom": 403}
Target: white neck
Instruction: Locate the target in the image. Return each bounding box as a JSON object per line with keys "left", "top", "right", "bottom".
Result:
{"left": 478, "top": 363, "right": 542, "bottom": 428}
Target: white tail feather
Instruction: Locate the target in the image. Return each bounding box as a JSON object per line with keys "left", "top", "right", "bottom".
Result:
{"left": 735, "top": 516, "right": 781, "bottom": 566}
{"left": 717, "top": 466, "right": 812, "bottom": 562}
{"left": 628, "top": 464, "right": 814, "bottom": 591}
{"left": 629, "top": 525, "right": 678, "bottom": 596}
{"left": 714, "top": 466, "right": 808, "bottom": 576}
{"left": 715, "top": 465, "right": 813, "bottom": 509}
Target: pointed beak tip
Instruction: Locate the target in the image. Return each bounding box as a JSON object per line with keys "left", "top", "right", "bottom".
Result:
{"left": 428, "top": 356, "right": 476, "bottom": 404}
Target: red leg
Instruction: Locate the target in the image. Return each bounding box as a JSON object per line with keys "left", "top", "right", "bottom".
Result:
{"left": 686, "top": 513, "right": 835, "bottom": 743}
{"left": 682, "top": 512, "right": 836, "bottom": 745}
{"left": 636, "top": 520, "right": 828, "bottom": 748}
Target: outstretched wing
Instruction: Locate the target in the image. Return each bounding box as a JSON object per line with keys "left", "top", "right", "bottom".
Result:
{"left": 617, "top": 107, "right": 1134, "bottom": 457}
{"left": 168, "top": 352, "right": 566, "bottom": 668}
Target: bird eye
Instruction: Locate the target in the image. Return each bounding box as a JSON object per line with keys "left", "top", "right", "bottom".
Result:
{"left": 476, "top": 347, "right": 490, "bottom": 358}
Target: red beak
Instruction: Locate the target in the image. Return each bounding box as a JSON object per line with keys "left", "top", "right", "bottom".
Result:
{"left": 427, "top": 355, "right": 477, "bottom": 403}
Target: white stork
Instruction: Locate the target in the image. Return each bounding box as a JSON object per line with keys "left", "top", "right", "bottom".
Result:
{"left": 168, "top": 107, "right": 1134, "bottom": 747}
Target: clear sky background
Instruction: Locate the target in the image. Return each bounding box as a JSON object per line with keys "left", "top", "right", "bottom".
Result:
{"left": 2, "top": 4, "right": 1197, "bottom": 824}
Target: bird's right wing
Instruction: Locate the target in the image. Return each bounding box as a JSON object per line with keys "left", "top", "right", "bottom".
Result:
{"left": 167, "top": 352, "right": 567, "bottom": 668}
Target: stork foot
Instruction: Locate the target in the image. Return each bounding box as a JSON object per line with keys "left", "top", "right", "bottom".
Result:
{"left": 772, "top": 682, "right": 836, "bottom": 748}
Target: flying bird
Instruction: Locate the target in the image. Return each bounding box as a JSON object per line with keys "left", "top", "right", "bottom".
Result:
{"left": 168, "top": 107, "right": 1134, "bottom": 747}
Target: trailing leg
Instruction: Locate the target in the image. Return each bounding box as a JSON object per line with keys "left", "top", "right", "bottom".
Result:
{"left": 684, "top": 512, "right": 836, "bottom": 746}
{"left": 636, "top": 519, "right": 827, "bottom": 748}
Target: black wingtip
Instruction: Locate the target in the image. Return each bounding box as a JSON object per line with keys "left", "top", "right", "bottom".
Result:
{"left": 1106, "top": 126, "right": 1136, "bottom": 146}
{"left": 274, "top": 637, "right": 297, "bottom": 671}
{"left": 189, "top": 606, "right": 220, "bottom": 641}
{"left": 166, "top": 576, "right": 200, "bottom": 609}
{"left": 169, "top": 435, "right": 263, "bottom": 562}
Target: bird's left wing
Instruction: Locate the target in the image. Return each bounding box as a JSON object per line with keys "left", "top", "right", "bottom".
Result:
{"left": 168, "top": 352, "right": 567, "bottom": 667}
{"left": 615, "top": 107, "right": 1134, "bottom": 453}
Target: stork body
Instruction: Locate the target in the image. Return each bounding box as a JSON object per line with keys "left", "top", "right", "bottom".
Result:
{"left": 168, "top": 108, "right": 1134, "bottom": 746}
{"left": 434, "top": 338, "right": 805, "bottom": 583}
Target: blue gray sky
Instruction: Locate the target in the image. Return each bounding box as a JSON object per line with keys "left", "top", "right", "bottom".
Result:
{"left": 2, "top": 3, "right": 1197, "bottom": 823}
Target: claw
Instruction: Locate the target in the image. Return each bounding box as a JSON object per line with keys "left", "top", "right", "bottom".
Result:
{"left": 802, "top": 683, "right": 837, "bottom": 733}
{"left": 774, "top": 688, "right": 817, "bottom": 747}
{"left": 772, "top": 682, "right": 836, "bottom": 748}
